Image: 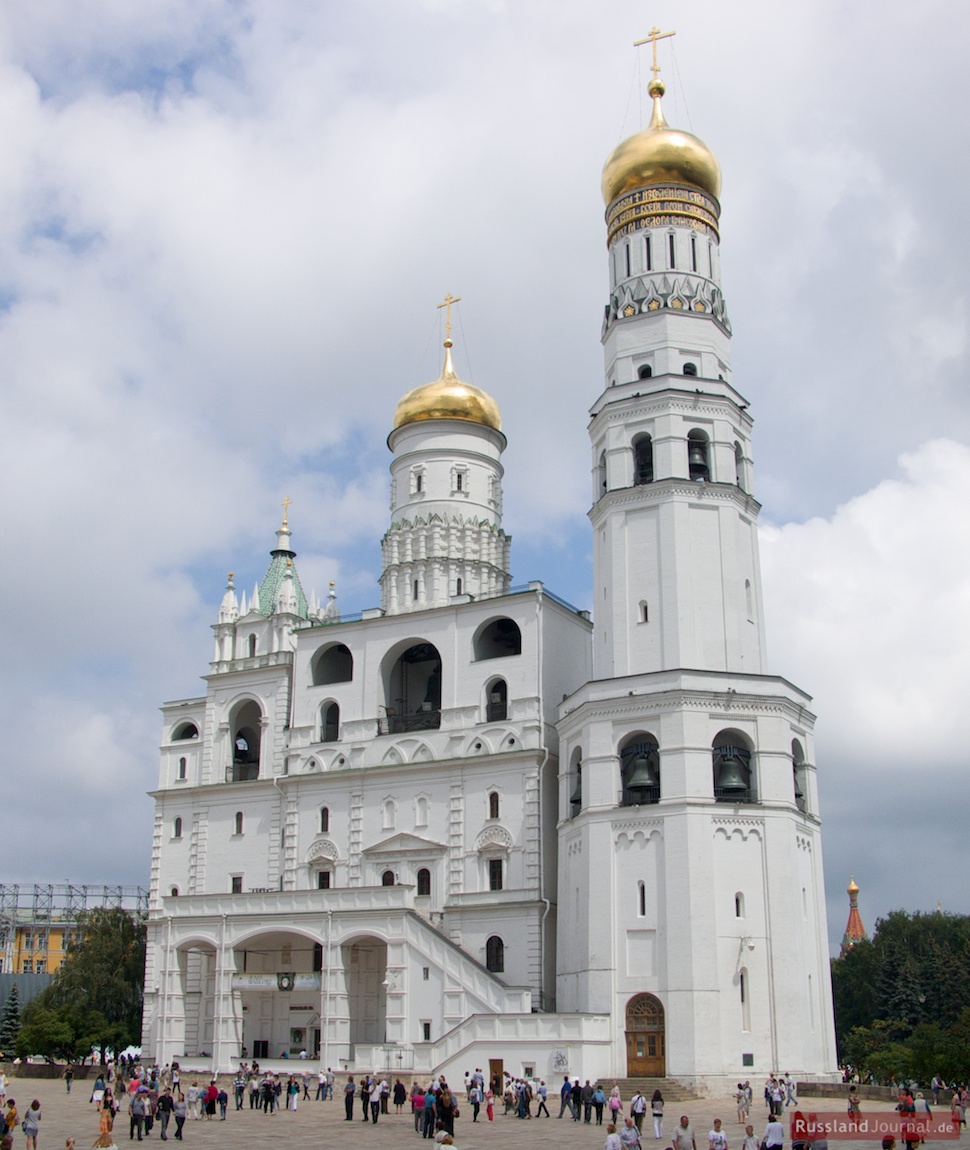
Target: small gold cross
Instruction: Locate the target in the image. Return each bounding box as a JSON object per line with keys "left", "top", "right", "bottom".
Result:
{"left": 280, "top": 495, "right": 292, "bottom": 527}
{"left": 436, "top": 293, "right": 462, "bottom": 343}
{"left": 633, "top": 26, "right": 676, "bottom": 81}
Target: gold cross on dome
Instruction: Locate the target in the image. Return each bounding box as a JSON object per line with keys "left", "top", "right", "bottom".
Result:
{"left": 436, "top": 293, "right": 462, "bottom": 343}
{"left": 634, "top": 26, "right": 676, "bottom": 81}
{"left": 280, "top": 495, "right": 292, "bottom": 527}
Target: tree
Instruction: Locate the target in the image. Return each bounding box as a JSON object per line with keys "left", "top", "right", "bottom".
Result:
{"left": 43, "top": 907, "right": 147, "bottom": 1062}
{"left": 16, "top": 1000, "right": 106, "bottom": 1063}
{"left": 0, "top": 982, "right": 22, "bottom": 1052}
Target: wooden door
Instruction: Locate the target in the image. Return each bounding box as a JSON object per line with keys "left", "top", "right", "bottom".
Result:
{"left": 625, "top": 993, "right": 665, "bottom": 1077}
{"left": 489, "top": 1059, "right": 504, "bottom": 1095}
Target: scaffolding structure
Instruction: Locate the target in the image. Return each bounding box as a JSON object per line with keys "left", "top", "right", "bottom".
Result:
{"left": 0, "top": 883, "right": 149, "bottom": 974}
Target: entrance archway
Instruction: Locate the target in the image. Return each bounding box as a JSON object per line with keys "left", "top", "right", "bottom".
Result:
{"left": 625, "top": 993, "right": 665, "bottom": 1076}
{"left": 344, "top": 938, "right": 388, "bottom": 1047}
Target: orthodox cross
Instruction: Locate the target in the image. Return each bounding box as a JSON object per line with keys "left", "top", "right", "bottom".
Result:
{"left": 634, "top": 26, "right": 676, "bottom": 81}
{"left": 280, "top": 495, "right": 292, "bottom": 527}
{"left": 436, "top": 293, "right": 461, "bottom": 343}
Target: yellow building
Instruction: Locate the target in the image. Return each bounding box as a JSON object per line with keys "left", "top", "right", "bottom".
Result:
{"left": 0, "top": 884, "right": 148, "bottom": 974}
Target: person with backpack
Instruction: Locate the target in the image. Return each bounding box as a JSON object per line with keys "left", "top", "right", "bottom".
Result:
{"left": 630, "top": 1090, "right": 647, "bottom": 1134}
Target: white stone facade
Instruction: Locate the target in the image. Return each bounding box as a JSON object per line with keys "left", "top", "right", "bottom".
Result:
{"left": 142, "top": 83, "right": 838, "bottom": 1093}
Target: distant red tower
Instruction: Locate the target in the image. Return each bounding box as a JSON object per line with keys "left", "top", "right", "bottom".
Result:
{"left": 841, "top": 876, "right": 867, "bottom": 954}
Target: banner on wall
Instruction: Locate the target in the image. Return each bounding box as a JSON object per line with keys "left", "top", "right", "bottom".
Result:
{"left": 232, "top": 972, "right": 322, "bottom": 991}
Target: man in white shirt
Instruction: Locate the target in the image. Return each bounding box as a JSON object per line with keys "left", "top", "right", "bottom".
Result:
{"left": 741, "top": 1124, "right": 760, "bottom": 1150}
{"left": 764, "top": 1116, "right": 785, "bottom": 1150}
{"left": 673, "top": 1116, "right": 697, "bottom": 1150}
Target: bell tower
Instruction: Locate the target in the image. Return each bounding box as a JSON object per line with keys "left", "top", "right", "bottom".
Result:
{"left": 556, "top": 33, "right": 838, "bottom": 1090}
{"left": 590, "top": 44, "right": 765, "bottom": 682}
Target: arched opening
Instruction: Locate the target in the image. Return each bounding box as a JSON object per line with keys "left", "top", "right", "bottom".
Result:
{"left": 792, "top": 739, "right": 807, "bottom": 812}
{"left": 687, "top": 429, "right": 710, "bottom": 481}
{"left": 320, "top": 806, "right": 330, "bottom": 834}
{"left": 488, "top": 791, "right": 500, "bottom": 820}
{"left": 234, "top": 811, "right": 244, "bottom": 836}
{"left": 598, "top": 450, "right": 607, "bottom": 495}
{"left": 735, "top": 441, "right": 745, "bottom": 490}
{"left": 312, "top": 643, "right": 353, "bottom": 686}
{"left": 682, "top": 361, "right": 698, "bottom": 377}
{"left": 619, "top": 734, "right": 661, "bottom": 806}
{"left": 383, "top": 799, "right": 396, "bottom": 831}
{"left": 230, "top": 699, "right": 262, "bottom": 782}
{"left": 570, "top": 750, "right": 583, "bottom": 818}
{"left": 170, "top": 886, "right": 179, "bottom": 898}
{"left": 485, "top": 935, "right": 505, "bottom": 973}
{"left": 633, "top": 435, "right": 654, "bottom": 485}
{"left": 415, "top": 796, "right": 428, "bottom": 826}
{"left": 625, "top": 993, "right": 665, "bottom": 1076}
{"left": 173, "top": 817, "right": 182, "bottom": 839}
{"left": 637, "top": 363, "right": 653, "bottom": 380}
{"left": 713, "top": 731, "right": 754, "bottom": 803}
{"left": 474, "top": 619, "right": 522, "bottom": 660}
{"left": 321, "top": 702, "right": 339, "bottom": 742}
{"left": 487, "top": 679, "right": 508, "bottom": 721}
{"left": 172, "top": 722, "right": 199, "bottom": 741}
{"left": 416, "top": 868, "right": 431, "bottom": 897}
{"left": 456, "top": 577, "right": 463, "bottom": 596}
{"left": 381, "top": 870, "right": 395, "bottom": 887}
{"left": 381, "top": 642, "right": 442, "bottom": 733}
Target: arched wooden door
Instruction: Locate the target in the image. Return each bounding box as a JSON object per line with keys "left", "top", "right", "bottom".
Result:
{"left": 625, "top": 993, "right": 665, "bottom": 1076}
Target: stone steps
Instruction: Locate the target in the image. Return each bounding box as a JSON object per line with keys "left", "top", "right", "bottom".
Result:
{"left": 605, "top": 1078, "right": 703, "bottom": 1103}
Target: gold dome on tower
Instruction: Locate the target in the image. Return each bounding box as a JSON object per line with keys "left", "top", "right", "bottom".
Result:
{"left": 393, "top": 297, "right": 502, "bottom": 433}
{"left": 392, "top": 339, "right": 501, "bottom": 432}
{"left": 601, "top": 77, "right": 721, "bottom": 205}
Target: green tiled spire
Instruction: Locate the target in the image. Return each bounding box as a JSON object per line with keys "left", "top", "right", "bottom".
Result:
{"left": 257, "top": 508, "right": 309, "bottom": 618}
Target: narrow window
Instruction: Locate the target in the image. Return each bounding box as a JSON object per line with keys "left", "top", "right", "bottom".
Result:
{"left": 598, "top": 451, "right": 607, "bottom": 494}
{"left": 668, "top": 233, "right": 676, "bottom": 268}
{"left": 456, "top": 472, "right": 463, "bottom": 492}
{"left": 413, "top": 580, "right": 419, "bottom": 601}
{"left": 170, "top": 887, "right": 179, "bottom": 898}
{"left": 173, "top": 817, "right": 182, "bottom": 839}
{"left": 745, "top": 579, "right": 753, "bottom": 621}
{"left": 624, "top": 243, "right": 631, "bottom": 277}
{"left": 382, "top": 870, "right": 395, "bottom": 886}
{"left": 488, "top": 858, "right": 504, "bottom": 891}
{"left": 735, "top": 442, "right": 745, "bottom": 489}
{"left": 415, "top": 796, "right": 428, "bottom": 826}
{"left": 416, "top": 472, "right": 422, "bottom": 492}
{"left": 422, "top": 1021, "right": 431, "bottom": 1041}
{"left": 231, "top": 875, "right": 243, "bottom": 894}
{"left": 735, "top": 892, "right": 744, "bottom": 918}
{"left": 317, "top": 871, "right": 331, "bottom": 890}
{"left": 417, "top": 868, "right": 431, "bottom": 896}
{"left": 234, "top": 811, "right": 244, "bottom": 835}
{"left": 645, "top": 234, "right": 652, "bottom": 271}
{"left": 489, "top": 791, "right": 500, "bottom": 819}
{"left": 456, "top": 577, "right": 463, "bottom": 595}
{"left": 638, "top": 880, "right": 646, "bottom": 917}
{"left": 740, "top": 968, "right": 751, "bottom": 1031}
{"left": 422, "top": 967, "right": 429, "bottom": 981}
{"left": 708, "top": 241, "right": 714, "bottom": 275}
{"left": 248, "top": 634, "right": 257, "bottom": 658}
{"left": 640, "top": 602, "right": 649, "bottom": 623}
{"left": 691, "top": 234, "right": 697, "bottom": 272}
{"left": 178, "top": 757, "right": 186, "bottom": 780}
{"left": 322, "top": 702, "right": 339, "bottom": 742}
{"left": 320, "top": 807, "right": 330, "bottom": 834}
{"left": 485, "top": 935, "right": 505, "bottom": 972}
{"left": 570, "top": 761, "right": 582, "bottom": 818}
{"left": 633, "top": 436, "right": 653, "bottom": 485}
{"left": 383, "top": 799, "right": 395, "bottom": 831}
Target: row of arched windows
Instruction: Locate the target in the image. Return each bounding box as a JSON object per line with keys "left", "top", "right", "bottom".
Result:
{"left": 569, "top": 733, "right": 811, "bottom": 813}
{"left": 311, "top": 618, "right": 522, "bottom": 687}
{"left": 599, "top": 433, "right": 747, "bottom": 493}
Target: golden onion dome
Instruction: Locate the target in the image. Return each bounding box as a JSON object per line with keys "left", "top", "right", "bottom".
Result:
{"left": 601, "top": 78, "right": 721, "bottom": 205}
{"left": 392, "top": 339, "right": 501, "bottom": 432}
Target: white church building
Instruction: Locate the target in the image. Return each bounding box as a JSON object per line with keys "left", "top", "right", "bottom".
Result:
{"left": 142, "top": 56, "right": 838, "bottom": 1092}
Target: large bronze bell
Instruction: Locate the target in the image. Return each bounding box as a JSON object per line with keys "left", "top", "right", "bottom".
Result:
{"left": 626, "top": 751, "right": 659, "bottom": 790}
{"left": 715, "top": 748, "right": 749, "bottom": 793}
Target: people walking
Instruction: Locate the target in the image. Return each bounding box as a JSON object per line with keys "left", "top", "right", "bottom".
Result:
{"left": 651, "top": 1090, "right": 664, "bottom": 1140}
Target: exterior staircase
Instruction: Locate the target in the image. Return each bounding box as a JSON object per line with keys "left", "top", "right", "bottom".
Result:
{"left": 604, "top": 1078, "right": 703, "bottom": 1103}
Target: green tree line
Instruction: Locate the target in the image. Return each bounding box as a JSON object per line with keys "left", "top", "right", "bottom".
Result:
{"left": 15, "top": 907, "right": 146, "bottom": 1063}
{"left": 832, "top": 909, "right": 970, "bottom": 1084}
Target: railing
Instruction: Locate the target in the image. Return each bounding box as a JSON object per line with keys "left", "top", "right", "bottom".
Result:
{"left": 378, "top": 710, "right": 441, "bottom": 735}
{"left": 714, "top": 787, "right": 756, "bottom": 803}
{"left": 226, "top": 763, "right": 259, "bottom": 783}
{"left": 621, "top": 786, "right": 660, "bottom": 806}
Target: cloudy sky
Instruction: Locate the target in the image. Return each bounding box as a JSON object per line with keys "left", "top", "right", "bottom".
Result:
{"left": 1, "top": 0, "right": 967, "bottom": 955}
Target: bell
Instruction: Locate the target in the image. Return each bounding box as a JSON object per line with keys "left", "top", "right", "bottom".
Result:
{"left": 626, "top": 752, "right": 659, "bottom": 790}
{"left": 716, "top": 749, "right": 749, "bottom": 793}
{"left": 688, "top": 440, "right": 710, "bottom": 480}
{"left": 793, "top": 768, "right": 804, "bottom": 800}
{"left": 570, "top": 775, "right": 582, "bottom": 806}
